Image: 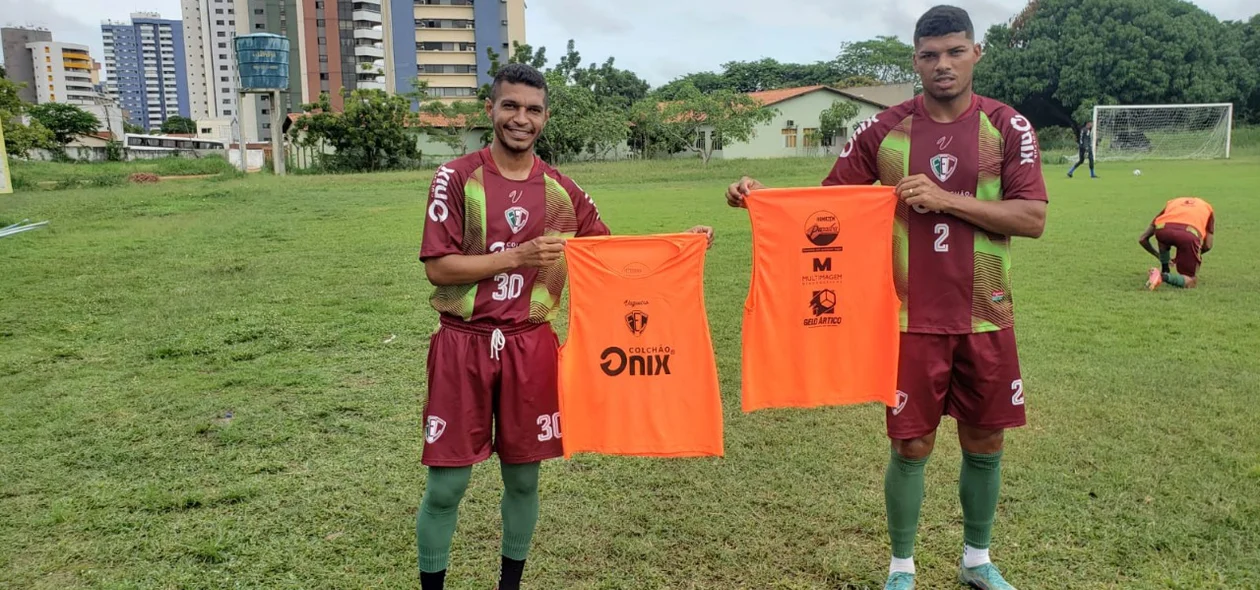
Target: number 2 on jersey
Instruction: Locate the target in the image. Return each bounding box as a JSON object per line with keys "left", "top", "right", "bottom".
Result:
{"left": 934, "top": 223, "right": 950, "bottom": 252}
{"left": 492, "top": 273, "right": 524, "bottom": 301}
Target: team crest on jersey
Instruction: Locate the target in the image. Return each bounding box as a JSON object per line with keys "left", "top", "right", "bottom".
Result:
{"left": 505, "top": 206, "right": 529, "bottom": 234}
{"left": 893, "top": 391, "right": 909, "bottom": 416}
{"left": 930, "top": 153, "right": 958, "bottom": 182}
{"left": 425, "top": 416, "right": 447, "bottom": 443}
{"left": 625, "top": 310, "right": 649, "bottom": 336}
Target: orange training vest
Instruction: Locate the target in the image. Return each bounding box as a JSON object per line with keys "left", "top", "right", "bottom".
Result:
{"left": 741, "top": 186, "right": 901, "bottom": 412}
{"left": 557, "top": 233, "right": 723, "bottom": 458}
{"left": 1155, "top": 197, "right": 1213, "bottom": 238}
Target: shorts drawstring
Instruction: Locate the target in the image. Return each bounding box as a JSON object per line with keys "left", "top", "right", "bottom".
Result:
{"left": 490, "top": 328, "right": 505, "bottom": 361}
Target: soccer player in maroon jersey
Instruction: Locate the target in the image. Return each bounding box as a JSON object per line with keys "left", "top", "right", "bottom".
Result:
{"left": 725, "top": 6, "right": 1047, "bottom": 589}
{"left": 416, "top": 63, "right": 712, "bottom": 590}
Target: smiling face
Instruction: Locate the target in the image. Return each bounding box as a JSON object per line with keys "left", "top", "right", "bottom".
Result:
{"left": 486, "top": 81, "right": 549, "bottom": 155}
{"left": 913, "top": 31, "right": 981, "bottom": 103}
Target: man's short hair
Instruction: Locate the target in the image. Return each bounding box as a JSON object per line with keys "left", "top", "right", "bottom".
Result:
{"left": 490, "top": 63, "right": 548, "bottom": 105}
{"left": 914, "top": 5, "right": 975, "bottom": 44}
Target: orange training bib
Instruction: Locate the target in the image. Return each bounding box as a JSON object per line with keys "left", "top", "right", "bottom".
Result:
{"left": 741, "top": 186, "right": 901, "bottom": 412}
{"left": 558, "top": 233, "right": 723, "bottom": 458}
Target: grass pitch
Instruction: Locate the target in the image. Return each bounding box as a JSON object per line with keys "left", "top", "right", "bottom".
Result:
{"left": 2, "top": 155, "right": 1259, "bottom": 589}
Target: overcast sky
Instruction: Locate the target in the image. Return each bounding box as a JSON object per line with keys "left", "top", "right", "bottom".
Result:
{"left": 2, "top": 0, "right": 1256, "bottom": 86}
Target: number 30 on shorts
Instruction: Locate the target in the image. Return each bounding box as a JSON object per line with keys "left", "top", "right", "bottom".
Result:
{"left": 537, "top": 412, "right": 562, "bottom": 441}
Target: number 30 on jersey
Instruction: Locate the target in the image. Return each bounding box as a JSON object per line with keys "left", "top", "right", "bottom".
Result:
{"left": 492, "top": 273, "right": 524, "bottom": 301}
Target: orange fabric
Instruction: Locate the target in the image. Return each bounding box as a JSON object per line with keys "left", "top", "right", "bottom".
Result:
{"left": 1155, "top": 197, "right": 1214, "bottom": 237}
{"left": 558, "top": 233, "right": 723, "bottom": 458}
{"left": 741, "top": 186, "right": 901, "bottom": 412}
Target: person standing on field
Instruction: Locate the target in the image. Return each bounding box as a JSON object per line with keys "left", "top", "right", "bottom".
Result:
{"left": 725, "top": 6, "right": 1047, "bottom": 589}
{"left": 416, "top": 63, "right": 713, "bottom": 590}
{"left": 1068, "top": 120, "right": 1096, "bottom": 178}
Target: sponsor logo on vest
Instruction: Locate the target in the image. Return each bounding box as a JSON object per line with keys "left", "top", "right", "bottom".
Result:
{"left": 427, "top": 165, "right": 455, "bottom": 222}
{"left": 600, "top": 346, "right": 673, "bottom": 376}
{"left": 505, "top": 206, "right": 529, "bottom": 234}
{"left": 622, "top": 262, "right": 651, "bottom": 276}
{"left": 804, "top": 289, "right": 842, "bottom": 327}
{"left": 931, "top": 153, "right": 958, "bottom": 182}
{"left": 625, "top": 310, "right": 648, "bottom": 336}
{"left": 1009, "top": 115, "right": 1038, "bottom": 165}
{"left": 804, "top": 211, "right": 840, "bottom": 246}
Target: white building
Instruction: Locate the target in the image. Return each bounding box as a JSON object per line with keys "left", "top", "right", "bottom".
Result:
{"left": 182, "top": 0, "right": 242, "bottom": 122}
{"left": 354, "top": 0, "right": 386, "bottom": 91}
{"left": 25, "top": 41, "right": 98, "bottom": 106}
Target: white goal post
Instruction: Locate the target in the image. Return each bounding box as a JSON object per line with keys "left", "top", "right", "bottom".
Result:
{"left": 1091, "top": 103, "right": 1234, "bottom": 161}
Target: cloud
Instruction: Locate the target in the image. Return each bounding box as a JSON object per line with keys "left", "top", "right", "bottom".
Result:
{"left": 533, "top": 0, "right": 633, "bottom": 37}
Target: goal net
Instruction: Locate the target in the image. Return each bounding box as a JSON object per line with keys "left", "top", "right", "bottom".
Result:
{"left": 1092, "top": 103, "right": 1234, "bottom": 161}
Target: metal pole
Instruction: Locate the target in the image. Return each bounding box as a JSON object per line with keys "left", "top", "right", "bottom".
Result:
{"left": 271, "top": 89, "right": 285, "bottom": 176}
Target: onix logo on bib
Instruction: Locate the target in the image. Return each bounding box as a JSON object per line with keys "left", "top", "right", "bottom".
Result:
{"left": 599, "top": 346, "right": 673, "bottom": 377}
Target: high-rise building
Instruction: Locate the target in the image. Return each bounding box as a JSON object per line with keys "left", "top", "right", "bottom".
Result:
{"left": 181, "top": 0, "right": 241, "bottom": 122}
{"left": 293, "top": 0, "right": 384, "bottom": 111}
{"left": 101, "top": 13, "right": 191, "bottom": 130}
{"left": 383, "top": 0, "right": 525, "bottom": 100}
{"left": 2, "top": 27, "right": 54, "bottom": 104}
{"left": 23, "top": 41, "right": 98, "bottom": 105}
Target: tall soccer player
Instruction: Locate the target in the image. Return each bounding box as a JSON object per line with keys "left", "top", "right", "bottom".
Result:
{"left": 1138, "top": 196, "right": 1215, "bottom": 290}
{"left": 725, "top": 6, "right": 1047, "bottom": 589}
{"left": 417, "top": 63, "right": 712, "bottom": 590}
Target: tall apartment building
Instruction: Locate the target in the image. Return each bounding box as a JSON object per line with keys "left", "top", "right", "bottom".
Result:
{"left": 182, "top": 0, "right": 242, "bottom": 122}
{"left": 383, "top": 0, "right": 525, "bottom": 100}
{"left": 24, "top": 41, "right": 98, "bottom": 105}
{"left": 102, "top": 13, "right": 191, "bottom": 130}
{"left": 2, "top": 27, "right": 54, "bottom": 104}
{"left": 293, "top": 0, "right": 384, "bottom": 111}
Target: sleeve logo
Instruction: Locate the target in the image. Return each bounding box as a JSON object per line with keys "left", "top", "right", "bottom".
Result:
{"left": 839, "top": 114, "right": 880, "bottom": 158}
{"left": 1009, "top": 116, "right": 1039, "bottom": 166}
{"left": 427, "top": 165, "right": 455, "bottom": 222}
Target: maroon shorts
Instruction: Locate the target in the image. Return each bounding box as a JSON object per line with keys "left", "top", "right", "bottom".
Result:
{"left": 421, "top": 317, "right": 562, "bottom": 467}
{"left": 1155, "top": 223, "right": 1202, "bottom": 278}
{"left": 888, "top": 329, "right": 1026, "bottom": 439}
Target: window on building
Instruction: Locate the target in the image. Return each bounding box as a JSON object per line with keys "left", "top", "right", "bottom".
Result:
{"left": 782, "top": 128, "right": 797, "bottom": 148}
{"left": 224, "top": 109, "right": 232, "bottom": 115}
{"left": 802, "top": 128, "right": 820, "bottom": 148}
{"left": 316, "top": 19, "right": 324, "bottom": 26}
{"left": 254, "top": 8, "right": 264, "bottom": 14}
{"left": 216, "top": 20, "right": 224, "bottom": 25}
{"left": 218, "top": 32, "right": 226, "bottom": 37}
{"left": 320, "top": 73, "right": 329, "bottom": 80}
{"left": 255, "top": 24, "right": 265, "bottom": 30}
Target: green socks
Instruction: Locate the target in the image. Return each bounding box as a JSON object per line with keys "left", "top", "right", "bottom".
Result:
{"left": 1162, "top": 272, "right": 1188, "bottom": 288}
{"left": 417, "top": 466, "right": 473, "bottom": 573}
{"left": 1160, "top": 250, "right": 1171, "bottom": 273}
{"left": 960, "top": 450, "right": 1003, "bottom": 550}
{"left": 500, "top": 461, "right": 541, "bottom": 561}
{"left": 885, "top": 449, "right": 930, "bottom": 559}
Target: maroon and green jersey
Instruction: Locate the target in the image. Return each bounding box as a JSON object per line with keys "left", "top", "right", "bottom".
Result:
{"left": 823, "top": 94, "right": 1049, "bottom": 334}
{"left": 419, "top": 148, "right": 610, "bottom": 325}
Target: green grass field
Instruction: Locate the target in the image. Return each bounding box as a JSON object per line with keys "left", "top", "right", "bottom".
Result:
{"left": 2, "top": 155, "right": 1259, "bottom": 589}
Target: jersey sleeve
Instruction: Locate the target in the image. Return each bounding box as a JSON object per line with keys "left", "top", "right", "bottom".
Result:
{"left": 997, "top": 109, "right": 1049, "bottom": 202}
{"left": 822, "top": 114, "right": 883, "bottom": 186}
{"left": 558, "top": 173, "right": 610, "bottom": 237}
{"left": 419, "top": 164, "right": 466, "bottom": 261}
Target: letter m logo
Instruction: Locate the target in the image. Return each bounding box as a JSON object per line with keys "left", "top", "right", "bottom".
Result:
{"left": 812, "top": 257, "right": 832, "bottom": 272}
